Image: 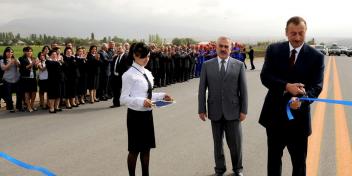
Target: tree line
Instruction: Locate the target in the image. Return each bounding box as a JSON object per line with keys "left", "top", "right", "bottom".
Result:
{"left": 0, "top": 32, "right": 198, "bottom": 46}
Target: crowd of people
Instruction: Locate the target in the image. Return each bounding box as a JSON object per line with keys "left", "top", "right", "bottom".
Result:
{"left": 0, "top": 41, "right": 254, "bottom": 113}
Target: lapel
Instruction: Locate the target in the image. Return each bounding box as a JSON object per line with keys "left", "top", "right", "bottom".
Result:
{"left": 283, "top": 41, "right": 290, "bottom": 66}
{"left": 211, "top": 58, "right": 220, "bottom": 79}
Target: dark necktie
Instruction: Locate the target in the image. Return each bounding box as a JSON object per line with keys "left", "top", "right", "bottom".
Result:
{"left": 289, "top": 49, "right": 297, "bottom": 69}
{"left": 220, "top": 59, "right": 226, "bottom": 79}
{"left": 143, "top": 74, "right": 152, "bottom": 99}
{"left": 114, "top": 55, "right": 121, "bottom": 75}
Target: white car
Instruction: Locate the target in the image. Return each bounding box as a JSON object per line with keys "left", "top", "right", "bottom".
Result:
{"left": 314, "top": 45, "right": 328, "bottom": 55}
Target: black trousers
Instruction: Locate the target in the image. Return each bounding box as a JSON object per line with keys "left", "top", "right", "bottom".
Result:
{"left": 249, "top": 57, "right": 255, "bottom": 69}
{"left": 110, "top": 75, "right": 122, "bottom": 106}
{"left": 2, "top": 81, "right": 22, "bottom": 110}
{"left": 266, "top": 128, "right": 308, "bottom": 176}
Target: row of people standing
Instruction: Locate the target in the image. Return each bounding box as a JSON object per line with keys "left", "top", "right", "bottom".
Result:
{"left": 1, "top": 42, "right": 255, "bottom": 113}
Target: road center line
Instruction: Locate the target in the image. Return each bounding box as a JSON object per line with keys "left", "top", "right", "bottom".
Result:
{"left": 307, "top": 56, "right": 331, "bottom": 176}
{"left": 332, "top": 57, "right": 352, "bottom": 176}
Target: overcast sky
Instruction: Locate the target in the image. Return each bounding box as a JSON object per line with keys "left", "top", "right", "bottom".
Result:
{"left": 0, "top": 0, "right": 351, "bottom": 41}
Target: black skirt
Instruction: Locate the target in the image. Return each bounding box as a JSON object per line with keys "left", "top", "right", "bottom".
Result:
{"left": 47, "top": 80, "right": 62, "bottom": 99}
{"left": 38, "top": 80, "right": 48, "bottom": 92}
{"left": 65, "top": 78, "right": 78, "bottom": 98}
{"left": 21, "top": 78, "right": 37, "bottom": 92}
{"left": 127, "top": 108, "right": 155, "bottom": 152}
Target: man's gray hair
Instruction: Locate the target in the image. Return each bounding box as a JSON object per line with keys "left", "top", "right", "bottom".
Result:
{"left": 217, "top": 36, "right": 232, "bottom": 44}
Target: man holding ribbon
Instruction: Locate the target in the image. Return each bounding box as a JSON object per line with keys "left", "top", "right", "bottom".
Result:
{"left": 259, "top": 16, "right": 325, "bottom": 176}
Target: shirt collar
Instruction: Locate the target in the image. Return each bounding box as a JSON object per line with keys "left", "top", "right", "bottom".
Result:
{"left": 217, "top": 56, "right": 230, "bottom": 64}
{"left": 132, "top": 62, "right": 145, "bottom": 73}
{"left": 289, "top": 42, "right": 304, "bottom": 54}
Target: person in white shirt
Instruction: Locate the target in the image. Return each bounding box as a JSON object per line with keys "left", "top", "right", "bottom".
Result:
{"left": 37, "top": 52, "right": 48, "bottom": 109}
{"left": 0, "top": 47, "right": 20, "bottom": 112}
{"left": 120, "top": 42, "right": 173, "bottom": 176}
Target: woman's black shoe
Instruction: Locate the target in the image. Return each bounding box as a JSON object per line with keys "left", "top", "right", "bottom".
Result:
{"left": 49, "top": 110, "right": 56, "bottom": 113}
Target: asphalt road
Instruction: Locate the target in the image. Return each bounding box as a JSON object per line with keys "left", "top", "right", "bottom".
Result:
{"left": 0, "top": 56, "right": 351, "bottom": 176}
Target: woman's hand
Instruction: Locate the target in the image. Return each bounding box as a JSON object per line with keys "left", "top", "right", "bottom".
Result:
{"left": 143, "top": 99, "right": 153, "bottom": 108}
{"left": 163, "top": 94, "right": 173, "bottom": 101}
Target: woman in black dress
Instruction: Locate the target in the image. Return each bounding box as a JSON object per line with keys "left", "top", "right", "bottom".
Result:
{"left": 76, "top": 47, "right": 88, "bottom": 104}
{"left": 86, "top": 45, "right": 100, "bottom": 103}
{"left": 63, "top": 47, "right": 79, "bottom": 108}
{"left": 18, "top": 46, "right": 38, "bottom": 112}
{"left": 46, "top": 50, "right": 64, "bottom": 113}
{"left": 120, "top": 42, "right": 173, "bottom": 176}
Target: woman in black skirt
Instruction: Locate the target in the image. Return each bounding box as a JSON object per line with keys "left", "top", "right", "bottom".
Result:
{"left": 37, "top": 51, "right": 49, "bottom": 109}
{"left": 46, "top": 50, "right": 64, "bottom": 113}
{"left": 86, "top": 45, "right": 100, "bottom": 103}
{"left": 63, "top": 47, "right": 79, "bottom": 108}
{"left": 120, "top": 42, "right": 173, "bottom": 176}
{"left": 18, "top": 46, "right": 38, "bottom": 112}
{"left": 76, "top": 47, "right": 88, "bottom": 104}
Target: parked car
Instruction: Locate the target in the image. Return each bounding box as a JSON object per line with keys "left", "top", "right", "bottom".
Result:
{"left": 340, "top": 46, "right": 348, "bottom": 55}
{"left": 328, "top": 45, "right": 341, "bottom": 56}
{"left": 346, "top": 48, "right": 352, "bottom": 57}
{"left": 314, "top": 45, "right": 328, "bottom": 55}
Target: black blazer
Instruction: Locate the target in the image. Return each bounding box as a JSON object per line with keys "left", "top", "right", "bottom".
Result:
{"left": 259, "top": 42, "right": 324, "bottom": 136}
{"left": 19, "top": 56, "right": 37, "bottom": 78}
{"left": 110, "top": 53, "right": 129, "bottom": 77}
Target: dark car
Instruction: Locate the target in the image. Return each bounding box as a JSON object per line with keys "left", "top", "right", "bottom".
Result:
{"left": 328, "top": 45, "right": 341, "bottom": 56}
{"left": 346, "top": 48, "right": 352, "bottom": 57}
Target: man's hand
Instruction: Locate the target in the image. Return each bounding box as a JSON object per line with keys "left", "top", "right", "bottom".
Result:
{"left": 240, "top": 113, "right": 246, "bottom": 122}
{"left": 199, "top": 113, "right": 207, "bottom": 121}
{"left": 143, "top": 99, "right": 153, "bottom": 108}
{"left": 290, "top": 97, "right": 301, "bottom": 110}
{"left": 286, "top": 83, "right": 305, "bottom": 96}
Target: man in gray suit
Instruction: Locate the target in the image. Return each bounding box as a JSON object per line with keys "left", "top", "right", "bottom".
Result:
{"left": 198, "top": 36, "right": 248, "bottom": 176}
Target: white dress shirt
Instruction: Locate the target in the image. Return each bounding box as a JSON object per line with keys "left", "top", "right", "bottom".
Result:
{"left": 39, "top": 60, "right": 48, "bottom": 80}
{"left": 113, "top": 53, "right": 124, "bottom": 76}
{"left": 120, "top": 62, "right": 166, "bottom": 111}
{"left": 217, "top": 56, "right": 229, "bottom": 71}
{"left": 289, "top": 42, "right": 304, "bottom": 64}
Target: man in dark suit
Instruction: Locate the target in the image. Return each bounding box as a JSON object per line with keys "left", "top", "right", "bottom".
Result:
{"left": 198, "top": 36, "right": 248, "bottom": 176}
{"left": 259, "top": 16, "right": 325, "bottom": 176}
{"left": 248, "top": 46, "right": 255, "bottom": 70}
{"left": 110, "top": 45, "right": 129, "bottom": 108}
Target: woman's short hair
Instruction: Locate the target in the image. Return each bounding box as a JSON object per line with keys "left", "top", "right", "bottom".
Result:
{"left": 64, "top": 47, "right": 72, "bottom": 55}
{"left": 37, "top": 52, "right": 42, "bottom": 58}
{"left": 42, "top": 45, "right": 50, "bottom": 52}
{"left": 132, "top": 42, "right": 150, "bottom": 59}
{"left": 23, "top": 46, "right": 32, "bottom": 52}
{"left": 48, "top": 50, "right": 57, "bottom": 57}
{"left": 89, "top": 45, "right": 97, "bottom": 53}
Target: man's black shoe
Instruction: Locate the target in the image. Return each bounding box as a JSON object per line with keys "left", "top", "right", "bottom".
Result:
{"left": 110, "top": 105, "right": 120, "bottom": 108}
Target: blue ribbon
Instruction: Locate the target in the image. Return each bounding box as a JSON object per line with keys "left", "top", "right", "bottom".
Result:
{"left": 287, "top": 97, "right": 352, "bottom": 120}
{"left": 0, "top": 151, "right": 56, "bottom": 176}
